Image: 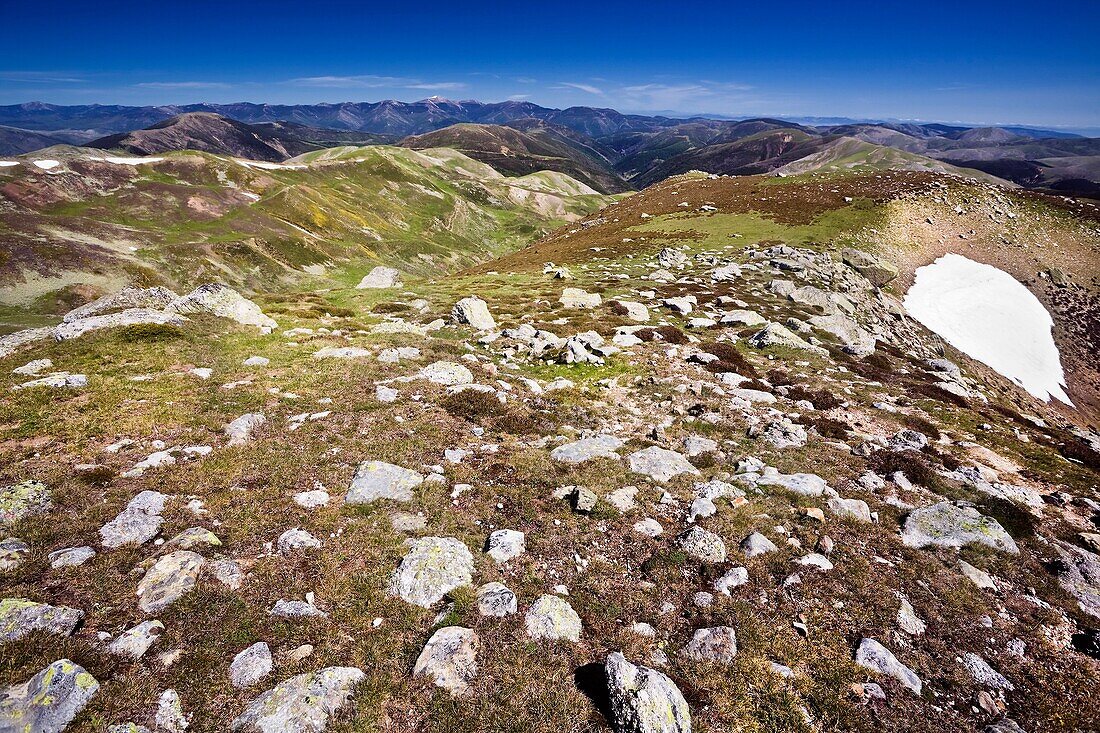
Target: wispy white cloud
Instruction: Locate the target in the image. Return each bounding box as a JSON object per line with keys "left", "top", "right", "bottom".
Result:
{"left": 556, "top": 81, "right": 604, "bottom": 95}
{"left": 135, "top": 81, "right": 232, "bottom": 90}
{"left": 617, "top": 81, "right": 755, "bottom": 111}
{"left": 0, "top": 71, "right": 86, "bottom": 84}
{"left": 289, "top": 75, "right": 464, "bottom": 91}
{"left": 507, "top": 94, "right": 530, "bottom": 101}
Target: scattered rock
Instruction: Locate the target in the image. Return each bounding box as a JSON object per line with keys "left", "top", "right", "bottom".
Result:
{"left": 476, "top": 582, "right": 518, "bottom": 617}
{"left": 136, "top": 551, "right": 204, "bottom": 613}
{"left": 605, "top": 652, "right": 691, "bottom": 733}
{"left": 855, "top": 638, "right": 922, "bottom": 694}
{"left": 551, "top": 435, "right": 624, "bottom": 464}
{"left": 677, "top": 527, "right": 727, "bottom": 562}
{"left": 486, "top": 529, "right": 525, "bottom": 563}
{"left": 525, "top": 595, "right": 582, "bottom": 641}
{"left": 451, "top": 297, "right": 496, "bottom": 331}
{"left": 0, "top": 597, "right": 84, "bottom": 642}
{"left": 627, "top": 446, "right": 699, "bottom": 482}
{"left": 681, "top": 626, "right": 737, "bottom": 663}
{"left": 413, "top": 626, "right": 480, "bottom": 696}
{"left": 0, "top": 659, "right": 98, "bottom": 733}
{"left": 346, "top": 461, "right": 424, "bottom": 504}
{"left": 231, "top": 667, "right": 366, "bottom": 733}
{"left": 1, "top": 479, "right": 51, "bottom": 526}
{"left": 108, "top": 620, "right": 164, "bottom": 659}
{"left": 389, "top": 537, "right": 474, "bottom": 608}
{"left": 231, "top": 642, "right": 273, "bottom": 689}
{"left": 901, "top": 502, "right": 1018, "bottom": 554}
{"left": 100, "top": 490, "right": 168, "bottom": 549}
{"left": 356, "top": 266, "right": 402, "bottom": 289}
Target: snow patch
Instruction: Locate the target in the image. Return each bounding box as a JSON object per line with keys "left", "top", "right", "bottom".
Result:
{"left": 904, "top": 253, "right": 1072, "bottom": 405}
{"left": 235, "top": 159, "right": 306, "bottom": 171}
{"left": 0, "top": 161, "right": 19, "bottom": 167}
{"left": 33, "top": 159, "right": 60, "bottom": 170}
{"left": 100, "top": 156, "right": 165, "bottom": 165}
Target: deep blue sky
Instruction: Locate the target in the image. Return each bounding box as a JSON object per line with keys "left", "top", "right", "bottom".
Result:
{"left": 3, "top": 0, "right": 1099, "bottom": 130}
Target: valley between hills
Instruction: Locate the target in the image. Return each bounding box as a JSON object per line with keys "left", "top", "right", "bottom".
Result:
{"left": 0, "top": 101, "right": 1099, "bottom": 733}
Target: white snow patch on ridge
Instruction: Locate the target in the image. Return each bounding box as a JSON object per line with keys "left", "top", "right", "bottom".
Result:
{"left": 33, "top": 159, "right": 60, "bottom": 170}
{"left": 904, "top": 253, "right": 1072, "bottom": 405}
{"left": 0, "top": 161, "right": 19, "bottom": 167}
{"left": 100, "top": 156, "right": 165, "bottom": 165}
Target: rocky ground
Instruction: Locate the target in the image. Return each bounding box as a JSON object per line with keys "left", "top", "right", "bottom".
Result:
{"left": 1, "top": 170, "right": 1099, "bottom": 733}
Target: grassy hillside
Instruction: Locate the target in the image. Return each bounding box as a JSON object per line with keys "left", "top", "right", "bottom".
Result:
{"left": 0, "top": 145, "right": 612, "bottom": 327}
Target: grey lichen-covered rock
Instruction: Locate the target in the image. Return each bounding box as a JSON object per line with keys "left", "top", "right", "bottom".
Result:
{"left": 167, "top": 283, "right": 277, "bottom": 330}
{"left": 0, "top": 597, "right": 84, "bottom": 642}
{"left": 720, "top": 309, "right": 765, "bottom": 327}
{"left": 164, "top": 527, "right": 221, "bottom": 550}
{"left": 676, "top": 527, "right": 727, "bottom": 563}
{"left": 901, "top": 502, "right": 1018, "bottom": 554}
{"left": 627, "top": 447, "right": 699, "bottom": 483}
{"left": 313, "top": 346, "right": 371, "bottom": 360}
{"left": 136, "top": 551, "right": 204, "bottom": 613}
{"left": 346, "top": 461, "right": 424, "bottom": 504}
{"left": 525, "top": 594, "right": 582, "bottom": 641}
{"left": 155, "top": 689, "right": 189, "bottom": 732}
{"left": 356, "top": 265, "right": 402, "bottom": 289}
{"left": 0, "top": 659, "right": 99, "bottom": 733}
{"left": 389, "top": 537, "right": 474, "bottom": 608}
{"left": 0, "top": 537, "right": 30, "bottom": 570}
{"left": 277, "top": 528, "right": 322, "bottom": 553}
{"left": 559, "top": 287, "right": 601, "bottom": 308}
{"left": 269, "top": 599, "right": 327, "bottom": 618}
{"left": 740, "top": 532, "right": 778, "bottom": 558}
{"left": 475, "top": 582, "right": 518, "bottom": 617}
{"left": 747, "top": 322, "right": 820, "bottom": 351}
{"left": 231, "top": 666, "right": 365, "bottom": 733}
{"left": 714, "top": 567, "right": 749, "bottom": 595}
{"left": 99, "top": 490, "right": 168, "bottom": 548}
{"left": 63, "top": 286, "right": 180, "bottom": 322}
{"left": 418, "top": 361, "right": 474, "bottom": 386}
{"left": 1051, "top": 540, "right": 1100, "bottom": 618}
{"left": 827, "top": 496, "right": 872, "bottom": 522}
{"left": 108, "top": 620, "right": 164, "bottom": 659}
{"left": 226, "top": 412, "right": 266, "bottom": 446}
{"left": 754, "top": 469, "right": 828, "bottom": 496}
{"left": 52, "top": 309, "right": 186, "bottom": 342}
{"left": 451, "top": 297, "right": 496, "bottom": 331}
{"left": 808, "top": 314, "right": 876, "bottom": 357}
{"left": 413, "top": 626, "right": 480, "bottom": 696}
{"left": 48, "top": 546, "right": 96, "bottom": 568}
{"left": 841, "top": 248, "right": 899, "bottom": 287}
{"left": 605, "top": 652, "right": 691, "bottom": 733}
{"left": 681, "top": 626, "right": 737, "bottom": 663}
{"left": 610, "top": 300, "right": 650, "bottom": 322}
{"left": 485, "top": 529, "right": 525, "bottom": 563}
{"left": 1, "top": 479, "right": 51, "bottom": 526}
{"left": 855, "top": 638, "right": 922, "bottom": 694}
{"left": 231, "top": 642, "right": 274, "bottom": 689}
{"left": 962, "top": 653, "right": 1014, "bottom": 690}
{"left": 551, "top": 435, "right": 624, "bottom": 464}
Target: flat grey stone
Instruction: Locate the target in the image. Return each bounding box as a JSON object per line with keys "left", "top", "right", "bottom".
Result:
{"left": 525, "top": 595, "right": 582, "bottom": 641}
{"left": 418, "top": 361, "right": 474, "bottom": 386}
{"left": 901, "top": 502, "right": 1018, "bottom": 554}
{"left": 0, "top": 659, "right": 98, "bottom": 733}
{"left": 99, "top": 490, "right": 168, "bottom": 549}
{"left": 48, "top": 546, "right": 96, "bottom": 569}
{"left": 740, "top": 532, "right": 778, "bottom": 558}
{"left": 681, "top": 626, "right": 738, "bottom": 663}
{"left": 551, "top": 435, "right": 624, "bottom": 464}
{"left": 486, "top": 529, "right": 525, "bottom": 563}
{"left": 413, "top": 626, "right": 480, "bottom": 696}
{"left": 627, "top": 446, "right": 699, "bottom": 483}
{"left": 346, "top": 461, "right": 424, "bottom": 504}
{"left": 136, "top": 551, "right": 204, "bottom": 613}
{"left": 389, "top": 537, "right": 474, "bottom": 608}
{"left": 855, "top": 638, "right": 921, "bottom": 694}
{"left": 0, "top": 598, "right": 84, "bottom": 643}
{"left": 0, "top": 537, "right": 30, "bottom": 571}
{"left": 108, "top": 620, "right": 164, "bottom": 659}
{"left": 232, "top": 667, "right": 365, "bottom": 733}
{"left": 231, "top": 642, "right": 274, "bottom": 689}
{"left": 677, "top": 527, "right": 727, "bottom": 562}
{"left": 1, "top": 480, "right": 51, "bottom": 526}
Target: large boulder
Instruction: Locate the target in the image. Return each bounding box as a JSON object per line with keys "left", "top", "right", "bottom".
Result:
{"left": 62, "top": 286, "right": 179, "bottom": 322}
{"left": 1052, "top": 540, "right": 1100, "bottom": 618}
{"left": 167, "top": 283, "right": 277, "bottom": 330}
{"left": 0, "top": 659, "right": 99, "bottom": 733}
{"left": 560, "top": 288, "right": 601, "bottom": 308}
{"left": 605, "top": 652, "right": 691, "bottom": 733}
{"left": 356, "top": 266, "right": 402, "bottom": 289}
{"left": 451, "top": 297, "right": 496, "bottom": 331}
{"left": 841, "top": 248, "right": 899, "bottom": 287}
{"left": 231, "top": 667, "right": 365, "bottom": 732}
{"left": 389, "top": 537, "right": 474, "bottom": 607}
{"left": 901, "top": 502, "right": 1018, "bottom": 554}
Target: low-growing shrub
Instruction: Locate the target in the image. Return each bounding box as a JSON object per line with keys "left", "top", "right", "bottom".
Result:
{"left": 117, "top": 323, "right": 183, "bottom": 342}
{"left": 439, "top": 390, "right": 505, "bottom": 421}
{"left": 702, "top": 342, "right": 760, "bottom": 379}
{"left": 813, "top": 416, "right": 852, "bottom": 439}
{"left": 636, "top": 326, "right": 689, "bottom": 345}
{"left": 867, "top": 449, "right": 941, "bottom": 489}
{"left": 786, "top": 385, "right": 841, "bottom": 410}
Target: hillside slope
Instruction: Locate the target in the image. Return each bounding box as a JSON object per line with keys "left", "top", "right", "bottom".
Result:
{"left": 87, "top": 113, "right": 391, "bottom": 162}
{"left": 399, "top": 123, "right": 629, "bottom": 194}
{"left": 0, "top": 167, "right": 1097, "bottom": 733}
{"left": 0, "top": 145, "right": 610, "bottom": 325}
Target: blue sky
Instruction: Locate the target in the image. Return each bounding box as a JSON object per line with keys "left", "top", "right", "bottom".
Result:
{"left": 2, "top": 0, "right": 1099, "bottom": 130}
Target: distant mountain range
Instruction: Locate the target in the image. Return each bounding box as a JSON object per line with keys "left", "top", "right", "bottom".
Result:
{"left": 3, "top": 99, "right": 1098, "bottom": 197}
